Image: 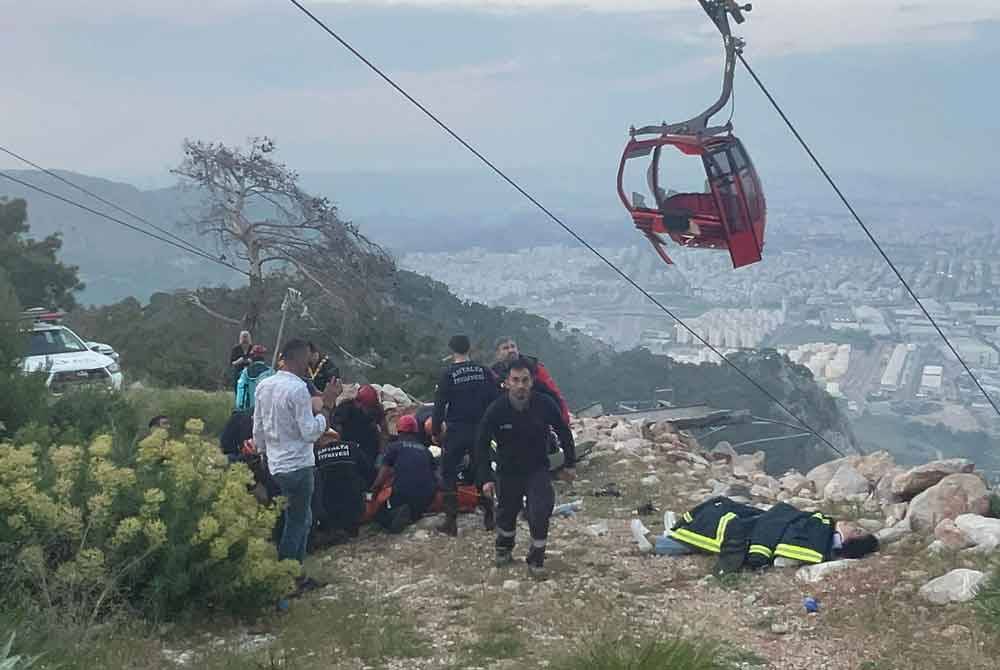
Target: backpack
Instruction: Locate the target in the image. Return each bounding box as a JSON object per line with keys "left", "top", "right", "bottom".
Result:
{"left": 235, "top": 362, "right": 272, "bottom": 412}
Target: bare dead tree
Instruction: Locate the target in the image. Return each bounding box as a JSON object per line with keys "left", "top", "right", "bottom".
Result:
{"left": 172, "top": 137, "right": 394, "bottom": 333}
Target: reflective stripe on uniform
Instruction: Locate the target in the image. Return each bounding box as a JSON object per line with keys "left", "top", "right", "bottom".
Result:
{"left": 748, "top": 544, "right": 772, "bottom": 559}
{"left": 669, "top": 512, "right": 737, "bottom": 554}
{"left": 497, "top": 528, "right": 516, "bottom": 538}
{"left": 774, "top": 543, "right": 824, "bottom": 564}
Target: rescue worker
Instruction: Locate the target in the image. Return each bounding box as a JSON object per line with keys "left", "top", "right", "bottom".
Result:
{"left": 491, "top": 336, "right": 571, "bottom": 426}
{"left": 312, "top": 435, "right": 367, "bottom": 547}
{"left": 432, "top": 335, "right": 499, "bottom": 536}
{"left": 370, "top": 415, "right": 438, "bottom": 534}
{"left": 477, "top": 357, "right": 576, "bottom": 577}
{"left": 657, "top": 496, "right": 880, "bottom": 572}
{"left": 329, "top": 384, "right": 387, "bottom": 488}
{"left": 307, "top": 342, "right": 340, "bottom": 392}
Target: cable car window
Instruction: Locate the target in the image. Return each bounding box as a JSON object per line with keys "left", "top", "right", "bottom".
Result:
{"left": 740, "top": 171, "right": 760, "bottom": 221}
{"left": 714, "top": 175, "right": 747, "bottom": 232}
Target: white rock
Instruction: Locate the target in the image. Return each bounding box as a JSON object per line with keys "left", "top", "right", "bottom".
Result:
{"left": 955, "top": 514, "right": 1000, "bottom": 550}
{"left": 876, "top": 519, "right": 912, "bottom": 545}
{"left": 919, "top": 569, "right": 987, "bottom": 605}
{"left": 856, "top": 450, "right": 896, "bottom": 484}
{"left": 640, "top": 475, "right": 661, "bottom": 487}
{"left": 610, "top": 423, "right": 638, "bottom": 441}
{"left": 823, "top": 464, "right": 870, "bottom": 501}
{"left": 773, "top": 557, "right": 804, "bottom": 568}
{"left": 586, "top": 521, "right": 609, "bottom": 537}
{"left": 413, "top": 530, "right": 430, "bottom": 540}
{"left": 934, "top": 518, "right": 974, "bottom": 550}
{"left": 807, "top": 457, "right": 862, "bottom": 496}
{"left": 892, "top": 459, "right": 976, "bottom": 499}
{"left": 502, "top": 580, "right": 520, "bottom": 592}
{"left": 732, "top": 451, "right": 766, "bottom": 476}
{"left": 779, "top": 472, "right": 811, "bottom": 495}
{"left": 907, "top": 474, "right": 990, "bottom": 532}
{"left": 795, "top": 559, "right": 859, "bottom": 584}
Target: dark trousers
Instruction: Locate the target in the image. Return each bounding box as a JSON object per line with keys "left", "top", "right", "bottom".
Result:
{"left": 313, "top": 465, "right": 364, "bottom": 532}
{"left": 375, "top": 489, "right": 435, "bottom": 529}
{"left": 441, "top": 422, "right": 478, "bottom": 491}
{"left": 495, "top": 468, "right": 554, "bottom": 551}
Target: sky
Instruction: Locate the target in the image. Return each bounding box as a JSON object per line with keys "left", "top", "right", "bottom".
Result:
{"left": 2, "top": 0, "right": 999, "bottom": 197}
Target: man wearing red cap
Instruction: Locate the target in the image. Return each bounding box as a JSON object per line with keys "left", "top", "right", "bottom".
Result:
{"left": 370, "top": 414, "right": 438, "bottom": 533}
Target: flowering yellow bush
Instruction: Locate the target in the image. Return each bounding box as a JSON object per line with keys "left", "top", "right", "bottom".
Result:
{"left": 0, "top": 418, "right": 298, "bottom": 622}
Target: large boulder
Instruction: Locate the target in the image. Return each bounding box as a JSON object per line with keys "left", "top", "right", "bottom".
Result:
{"left": 891, "top": 459, "right": 976, "bottom": 500}
{"left": 874, "top": 466, "right": 906, "bottom": 504}
{"left": 907, "top": 474, "right": 990, "bottom": 532}
{"left": 919, "top": 569, "right": 987, "bottom": 605}
{"left": 709, "top": 441, "right": 737, "bottom": 462}
{"left": 806, "top": 456, "right": 861, "bottom": 496}
{"left": 642, "top": 421, "right": 677, "bottom": 443}
{"left": 779, "top": 472, "right": 811, "bottom": 496}
{"left": 856, "top": 451, "right": 896, "bottom": 484}
{"left": 955, "top": 514, "right": 1000, "bottom": 550}
{"left": 823, "top": 464, "right": 871, "bottom": 502}
{"left": 934, "top": 519, "right": 974, "bottom": 550}
{"left": 732, "top": 451, "right": 766, "bottom": 476}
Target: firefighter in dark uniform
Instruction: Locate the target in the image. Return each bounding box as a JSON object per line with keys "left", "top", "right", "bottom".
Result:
{"left": 432, "top": 335, "right": 499, "bottom": 536}
{"left": 477, "top": 357, "right": 576, "bottom": 577}
{"left": 665, "top": 496, "right": 880, "bottom": 573}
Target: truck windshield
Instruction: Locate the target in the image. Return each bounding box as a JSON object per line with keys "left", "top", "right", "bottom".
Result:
{"left": 28, "top": 328, "right": 89, "bottom": 356}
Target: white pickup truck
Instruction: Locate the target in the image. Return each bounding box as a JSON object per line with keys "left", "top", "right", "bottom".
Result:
{"left": 20, "top": 309, "right": 123, "bottom": 394}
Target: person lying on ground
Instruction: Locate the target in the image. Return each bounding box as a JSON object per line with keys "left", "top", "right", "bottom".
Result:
{"left": 631, "top": 496, "right": 879, "bottom": 573}
{"left": 370, "top": 414, "right": 439, "bottom": 534}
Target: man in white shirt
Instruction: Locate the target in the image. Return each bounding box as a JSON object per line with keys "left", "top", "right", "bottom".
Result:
{"left": 254, "top": 338, "right": 340, "bottom": 574}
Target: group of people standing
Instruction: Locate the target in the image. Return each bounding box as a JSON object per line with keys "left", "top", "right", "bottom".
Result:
{"left": 224, "top": 330, "right": 580, "bottom": 603}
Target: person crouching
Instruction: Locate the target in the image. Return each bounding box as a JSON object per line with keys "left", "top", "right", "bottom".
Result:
{"left": 371, "top": 415, "right": 438, "bottom": 534}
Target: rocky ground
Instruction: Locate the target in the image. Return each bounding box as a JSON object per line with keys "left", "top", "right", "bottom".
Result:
{"left": 159, "top": 415, "right": 1000, "bottom": 670}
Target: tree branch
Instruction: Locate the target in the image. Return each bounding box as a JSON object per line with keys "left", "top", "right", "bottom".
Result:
{"left": 183, "top": 294, "right": 243, "bottom": 325}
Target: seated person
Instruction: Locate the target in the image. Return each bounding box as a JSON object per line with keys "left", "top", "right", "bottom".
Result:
{"left": 219, "top": 410, "right": 253, "bottom": 464}
{"left": 370, "top": 415, "right": 438, "bottom": 534}
{"left": 632, "top": 496, "right": 879, "bottom": 573}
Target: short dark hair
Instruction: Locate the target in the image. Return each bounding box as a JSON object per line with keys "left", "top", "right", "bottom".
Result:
{"left": 494, "top": 336, "right": 515, "bottom": 351}
{"left": 148, "top": 415, "right": 168, "bottom": 429}
{"left": 308, "top": 341, "right": 319, "bottom": 353}
{"left": 448, "top": 335, "right": 471, "bottom": 355}
{"left": 281, "top": 338, "right": 310, "bottom": 361}
{"left": 839, "top": 534, "right": 879, "bottom": 559}
{"left": 507, "top": 356, "right": 534, "bottom": 377}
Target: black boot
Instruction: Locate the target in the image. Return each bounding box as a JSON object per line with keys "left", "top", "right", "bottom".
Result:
{"left": 526, "top": 545, "right": 546, "bottom": 579}
{"left": 481, "top": 495, "right": 495, "bottom": 531}
{"left": 436, "top": 492, "right": 458, "bottom": 537}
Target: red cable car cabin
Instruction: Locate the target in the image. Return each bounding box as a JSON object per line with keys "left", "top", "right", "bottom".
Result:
{"left": 617, "top": 133, "right": 766, "bottom": 269}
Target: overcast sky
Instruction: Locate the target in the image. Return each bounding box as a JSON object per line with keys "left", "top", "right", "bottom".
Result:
{"left": 3, "top": 0, "right": 998, "bottom": 192}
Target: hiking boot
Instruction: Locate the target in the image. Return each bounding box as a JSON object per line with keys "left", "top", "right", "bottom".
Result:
{"left": 388, "top": 504, "right": 412, "bottom": 534}
{"left": 436, "top": 492, "right": 458, "bottom": 537}
{"left": 524, "top": 547, "right": 545, "bottom": 577}
{"left": 481, "top": 496, "right": 495, "bottom": 531}
{"left": 495, "top": 548, "right": 514, "bottom": 567}
{"left": 527, "top": 563, "right": 548, "bottom": 580}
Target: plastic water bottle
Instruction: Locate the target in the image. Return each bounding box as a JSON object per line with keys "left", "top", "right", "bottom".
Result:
{"left": 631, "top": 519, "right": 654, "bottom": 553}
{"left": 553, "top": 500, "right": 583, "bottom": 517}
{"left": 803, "top": 596, "right": 819, "bottom": 613}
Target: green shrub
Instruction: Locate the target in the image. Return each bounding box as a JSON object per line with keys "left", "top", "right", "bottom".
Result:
{"left": 0, "top": 419, "right": 297, "bottom": 627}
{"left": 127, "top": 387, "right": 233, "bottom": 439}
{"left": 554, "top": 636, "right": 730, "bottom": 670}
{"left": 975, "top": 565, "right": 1000, "bottom": 630}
